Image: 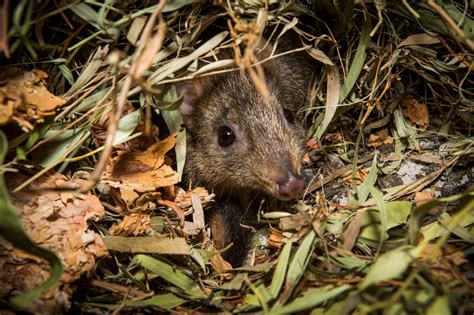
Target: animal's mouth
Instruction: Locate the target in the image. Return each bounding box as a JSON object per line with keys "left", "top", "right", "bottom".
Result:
{"left": 273, "top": 191, "right": 298, "bottom": 201}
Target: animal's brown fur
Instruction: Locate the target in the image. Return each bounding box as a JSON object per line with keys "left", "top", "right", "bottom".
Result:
{"left": 180, "top": 35, "right": 313, "bottom": 266}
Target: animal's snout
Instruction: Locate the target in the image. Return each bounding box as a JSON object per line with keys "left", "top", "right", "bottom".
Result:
{"left": 275, "top": 171, "right": 304, "bottom": 200}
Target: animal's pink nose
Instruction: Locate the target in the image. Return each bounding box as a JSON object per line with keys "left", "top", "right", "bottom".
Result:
{"left": 275, "top": 172, "right": 304, "bottom": 200}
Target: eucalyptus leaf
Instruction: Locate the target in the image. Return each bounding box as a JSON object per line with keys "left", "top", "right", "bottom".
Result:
{"left": 269, "top": 239, "right": 293, "bottom": 298}
{"left": 124, "top": 293, "right": 186, "bottom": 309}
{"left": 339, "top": 11, "right": 371, "bottom": 102}
{"left": 409, "top": 190, "right": 473, "bottom": 244}
{"left": 58, "top": 63, "right": 75, "bottom": 86}
{"left": 32, "top": 128, "right": 88, "bottom": 167}
{"left": 133, "top": 254, "right": 206, "bottom": 299}
{"left": 359, "top": 247, "right": 417, "bottom": 290}
{"left": 358, "top": 201, "right": 412, "bottom": 242}
{"left": 113, "top": 110, "right": 141, "bottom": 145}
{"left": 427, "top": 295, "right": 451, "bottom": 315}
{"left": 349, "top": 154, "right": 378, "bottom": 205}
{"left": 274, "top": 285, "right": 351, "bottom": 313}
{"left": 283, "top": 230, "right": 316, "bottom": 302}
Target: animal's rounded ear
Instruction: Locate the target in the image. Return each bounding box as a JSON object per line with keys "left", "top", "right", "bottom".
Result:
{"left": 256, "top": 39, "right": 274, "bottom": 60}
{"left": 176, "top": 80, "right": 205, "bottom": 116}
{"left": 256, "top": 39, "right": 277, "bottom": 74}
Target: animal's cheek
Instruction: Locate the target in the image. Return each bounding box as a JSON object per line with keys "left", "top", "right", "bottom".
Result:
{"left": 229, "top": 140, "right": 253, "bottom": 157}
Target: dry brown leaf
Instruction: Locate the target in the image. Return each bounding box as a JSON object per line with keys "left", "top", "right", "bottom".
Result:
{"left": 0, "top": 69, "right": 65, "bottom": 129}
{"left": 119, "top": 187, "right": 140, "bottom": 205}
{"left": 401, "top": 98, "right": 429, "bottom": 129}
{"left": 342, "top": 210, "right": 368, "bottom": 251}
{"left": 398, "top": 33, "right": 441, "bottom": 47}
{"left": 103, "top": 134, "right": 180, "bottom": 197}
{"left": 157, "top": 199, "right": 185, "bottom": 224}
{"left": 209, "top": 243, "right": 233, "bottom": 274}
{"left": 368, "top": 128, "right": 393, "bottom": 148}
{"left": 278, "top": 212, "right": 312, "bottom": 231}
{"left": 174, "top": 186, "right": 214, "bottom": 210}
{"left": 1, "top": 173, "right": 107, "bottom": 313}
{"left": 134, "top": 191, "right": 163, "bottom": 210}
{"left": 322, "top": 132, "right": 343, "bottom": 144}
{"left": 305, "top": 138, "right": 319, "bottom": 150}
{"left": 267, "top": 229, "right": 284, "bottom": 249}
{"left": 419, "top": 244, "right": 468, "bottom": 283}
{"left": 109, "top": 212, "right": 152, "bottom": 236}
{"left": 343, "top": 169, "right": 368, "bottom": 185}
{"left": 103, "top": 236, "right": 191, "bottom": 255}
{"left": 182, "top": 221, "right": 203, "bottom": 236}
{"left": 415, "top": 189, "right": 433, "bottom": 206}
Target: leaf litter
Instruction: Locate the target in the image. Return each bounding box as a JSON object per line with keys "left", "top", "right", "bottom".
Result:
{"left": 0, "top": 1, "right": 472, "bottom": 314}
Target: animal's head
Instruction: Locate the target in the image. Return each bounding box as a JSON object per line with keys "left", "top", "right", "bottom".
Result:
{"left": 178, "top": 60, "right": 308, "bottom": 201}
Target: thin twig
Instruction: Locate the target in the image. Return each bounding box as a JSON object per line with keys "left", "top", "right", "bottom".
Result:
{"left": 427, "top": 0, "right": 474, "bottom": 51}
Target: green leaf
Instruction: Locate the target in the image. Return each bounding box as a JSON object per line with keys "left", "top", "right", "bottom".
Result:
{"left": 147, "top": 31, "right": 228, "bottom": 85}
{"left": 234, "top": 261, "right": 273, "bottom": 272}
{"left": 0, "top": 131, "right": 63, "bottom": 307}
{"left": 384, "top": 303, "right": 406, "bottom": 315}
{"left": 70, "top": 3, "right": 119, "bottom": 40}
{"left": 393, "top": 108, "right": 409, "bottom": 138}
{"left": 246, "top": 283, "right": 272, "bottom": 311}
{"left": 427, "top": 295, "right": 451, "bottom": 315}
{"left": 339, "top": 11, "right": 371, "bottom": 102}
{"left": 369, "top": 186, "right": 387, "bottom": 253}
{"left": 70, "top": 89, "right": 109, "bottom": 115}
{"left": 350, "top": 154, "right": 378, "bottom": 205}
{"left": 220, "top": 273, "right": 246, "bottom": 291}
{"left": 58, "top": 64, "right": 75, "bottom": 86}
{"left": 359, "top": 247, "right": 417, "bottom": 290}
{"left": 191, "top": 248, "right": 207, "bottom": 273}
{"left": 24, "top": 124, "right": 50, "bottom": 150}
{"left": 67, "top": 46, "right": 109, "bottom": 97}
{"left": 282, "top": 230, "right": 316, "bottom": 301}
{"left": 162, "top": 0, "right": 196, "bottom": 12}
{"left": 421, "top": 211, "right": 474, "bottom": 242}
{"left": 269, "top": 239, "right": 293, "bottom": 298}
{"left": 133, "top": 254, "right": 206, "bottom": 299}
{"left": 160, "top": 86, "right": 186, "bottom": 181}
{"left": 274, "top": 285, "right": 351, "bottom": 313}
{"left": 381, "top": 129, "right": 405, "bottom": 174}
{"left": 330, "top": 255, "right": 369, "bottom": 271}
{"left": 409, "top": 190, "right": 473, "bottom": 244}
{"left": 359, "top": 201, "right": 412, "bottom": 242}
{"left": 32, "top": 128, "right": 88, "bottom": 167}
{"left": 113, "top": 110, "right": 141, "bottom": 145}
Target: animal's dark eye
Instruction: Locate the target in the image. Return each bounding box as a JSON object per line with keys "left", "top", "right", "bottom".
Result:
{"left": 218, "top": 126, "right": 236, "bottom": 147}
{"left": 283, "top": 109, "right": 295, "bottom": 124}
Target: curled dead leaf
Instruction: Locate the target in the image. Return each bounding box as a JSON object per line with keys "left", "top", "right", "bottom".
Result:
{"left": 343, "top": 169, "right": 367, "bottom": 185}
{"left": 267, "top": 229, "right": 284, "bottom": 249}
{"left": 414, "top": 190, "right": 433, "bottom": 206}
{"left": 208, "top": 244, "right": 233, "bottom": 274}
{"left": 0, "top": 69, "right": 65, "bottom": 130}
{"left": 368, "top": 129, "right": 393, "bottom": 148}
{"left": 109, "top": 212, "right": 152, "bottom": 236}
{"left": 104, "top": 134, "right": 179, "bottom": 193}
{"left": 174, "top": 186, "right": 214, "bottom": 211}
{"left": 401, "top": 98, "right": 429, "bottom": 130}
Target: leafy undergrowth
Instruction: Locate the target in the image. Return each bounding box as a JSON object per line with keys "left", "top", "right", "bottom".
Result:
{"left": 0, "top": 1, "right": 473, "bottom": 314}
